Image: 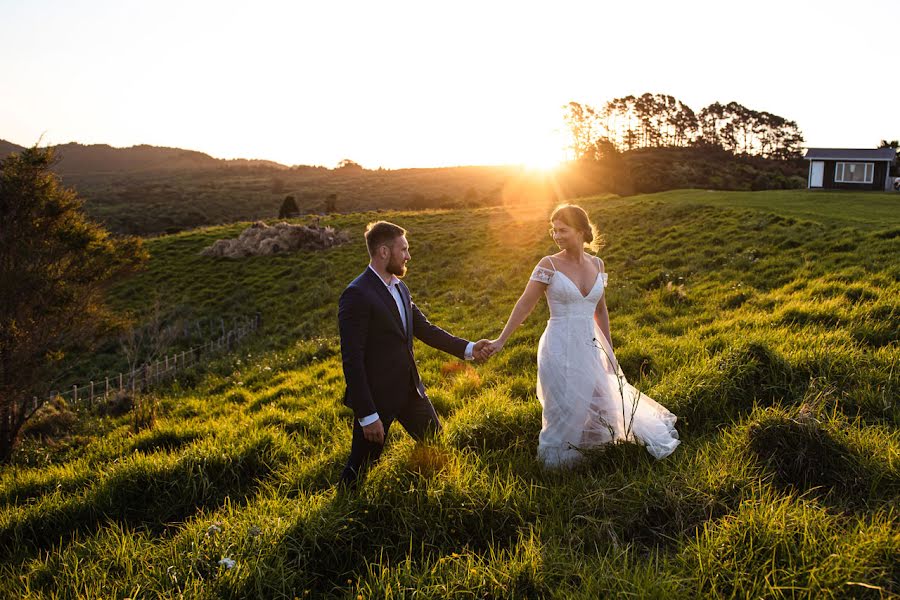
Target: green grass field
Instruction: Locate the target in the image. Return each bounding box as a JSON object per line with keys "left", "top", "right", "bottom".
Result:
{"left": 1, "top": 189, "right": 898, "bottom": 598}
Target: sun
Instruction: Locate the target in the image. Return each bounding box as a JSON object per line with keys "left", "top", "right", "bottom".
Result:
{"left": 518, "top": 146, "right": 566, "bottom": 172}
{"left": 515, "top": 133, "right": 568, "bottom": 172}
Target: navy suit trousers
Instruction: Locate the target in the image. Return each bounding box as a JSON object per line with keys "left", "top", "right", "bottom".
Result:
{"left": 339, "top": 380, "right": 441, "bottom": 486}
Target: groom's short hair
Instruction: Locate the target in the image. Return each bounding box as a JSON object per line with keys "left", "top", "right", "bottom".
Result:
{"left": 365, "top": 221, "right": 406, "bottom": 257}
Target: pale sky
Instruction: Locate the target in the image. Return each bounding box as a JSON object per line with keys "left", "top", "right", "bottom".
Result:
{"left": 2, "top": 0, "right": 897, "bottom": 168}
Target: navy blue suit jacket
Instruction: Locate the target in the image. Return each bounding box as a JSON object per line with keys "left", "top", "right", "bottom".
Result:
{"left": 338, "top": 268, "right": 469, "bottom": 420}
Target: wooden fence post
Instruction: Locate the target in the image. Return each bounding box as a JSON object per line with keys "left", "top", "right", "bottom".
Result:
{"left": 45, "top": 313, "right": 263, "bottom": 404}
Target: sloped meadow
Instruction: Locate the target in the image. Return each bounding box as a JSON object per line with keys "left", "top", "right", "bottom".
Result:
{"left": 1, "top": 190, "right": 898, "bottom": 598}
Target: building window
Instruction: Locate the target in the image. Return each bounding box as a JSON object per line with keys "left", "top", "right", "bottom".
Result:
{"left": 835, "top": 162, "right": 874, "bottom": 184}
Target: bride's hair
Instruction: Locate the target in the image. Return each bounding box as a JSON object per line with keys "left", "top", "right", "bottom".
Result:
{"left": 550, "top": 204, "right": 603, "bottom": 252}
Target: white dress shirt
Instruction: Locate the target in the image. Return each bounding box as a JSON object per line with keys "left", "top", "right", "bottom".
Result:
{"left": 359, "top": 265, "right": 474, "bottom": 427}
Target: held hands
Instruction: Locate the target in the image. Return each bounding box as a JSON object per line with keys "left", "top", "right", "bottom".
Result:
{"left": 472, "top": 338, "right": 505, "bottom": 362}
{"left": 472, "top": 339, "right": 495, "bottom": 362}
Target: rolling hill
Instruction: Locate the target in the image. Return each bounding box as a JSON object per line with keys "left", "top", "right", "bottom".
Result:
{"left": 1, "top": 138, "right": 815, "bottom": 238}
{"left": 0, "top": 139, "right": 286, "bottom": 173}
{"left": 1, "top": 190, "right": 897, "bottom": 597}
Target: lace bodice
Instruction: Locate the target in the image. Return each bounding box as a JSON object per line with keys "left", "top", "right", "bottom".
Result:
{"left": 530, "top": 261, "right": 608, "bottom": 319}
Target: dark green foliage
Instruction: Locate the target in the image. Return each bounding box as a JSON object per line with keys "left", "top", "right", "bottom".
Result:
{"left": 277, "top": 195, "right": 298, "bottom": 219}
{"left": 20, "top": 397, "right": 77, "bottom": 440}
{"left": 0, "top": 147, "right": 147, "bottom": 461}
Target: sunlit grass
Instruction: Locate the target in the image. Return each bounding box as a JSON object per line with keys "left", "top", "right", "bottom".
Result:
{"left": 1, "top": 190, "right": 898, "bottom": 597}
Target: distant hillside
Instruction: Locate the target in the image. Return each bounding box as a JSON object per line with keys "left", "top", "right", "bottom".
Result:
{"left": 0, "top": 139, "right": 26, "bottom": 157}
{"left": 0, "top": 139, "right": 287, "bottom": 174}
{"left": 1, "top": 138, "right": 811, "bottom": 237}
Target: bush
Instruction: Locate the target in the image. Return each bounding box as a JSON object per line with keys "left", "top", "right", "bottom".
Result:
{"left": 21, "top": 397, "right": 77, "bottom": 440}
{"left": 277, "top": 195, "right": 299, "bottom": 219}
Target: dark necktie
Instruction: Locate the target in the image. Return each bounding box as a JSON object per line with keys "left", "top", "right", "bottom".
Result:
{"left": 394, "top": 284, "right": 407, "bottom": 331}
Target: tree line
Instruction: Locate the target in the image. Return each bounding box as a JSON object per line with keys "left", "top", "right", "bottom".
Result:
{"left": 564, "top": 93, "right": 805, "bottom": 161}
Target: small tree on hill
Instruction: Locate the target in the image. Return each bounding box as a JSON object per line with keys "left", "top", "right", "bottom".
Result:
{"left": 324, "top": 193, "right": 337, "bottom": 213}
{"left": 278, "top": 195, "right": 299, "bottom": 219}
{"left": 0, "top": 147, "right": 147, "bottom": 462}
{"left": 336, "top": 159, "right": 363, "bottom": 171}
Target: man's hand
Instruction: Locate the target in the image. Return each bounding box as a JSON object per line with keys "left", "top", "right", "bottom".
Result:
{"left": 473, "top": 339, "right": 495, "bottom": 362}
{"left": 362, "top": 419, "right": 385, "bottom": 445}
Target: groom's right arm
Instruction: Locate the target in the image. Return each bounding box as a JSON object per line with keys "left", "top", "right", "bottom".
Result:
{"left": 338, "top": 285, "right": 377, "bottom": 420}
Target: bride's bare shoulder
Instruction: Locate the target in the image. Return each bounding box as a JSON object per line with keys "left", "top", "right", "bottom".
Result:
{"left": 537, "top": 256, "right": 556, "bottom": 269}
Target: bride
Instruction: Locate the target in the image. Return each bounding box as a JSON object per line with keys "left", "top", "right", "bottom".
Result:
{"left": 488, "top": 204, "right": 680, "bottom": 467}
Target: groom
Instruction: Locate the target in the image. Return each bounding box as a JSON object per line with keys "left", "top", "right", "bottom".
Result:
{"left": 338, "top": 221, "right": 491, "bottom": 486}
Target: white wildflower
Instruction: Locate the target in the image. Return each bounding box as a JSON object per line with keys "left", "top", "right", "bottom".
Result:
{"left": 218, "top": 557, "right": 236, "bottom": 569}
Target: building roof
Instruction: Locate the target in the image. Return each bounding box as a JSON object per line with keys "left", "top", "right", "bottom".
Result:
{"left": 804, "top": 148, "right": 897, "bottom": 161}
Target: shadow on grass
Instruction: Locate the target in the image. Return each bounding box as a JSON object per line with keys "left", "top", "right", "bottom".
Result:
{"left": 669, "top": 339, "right": 797, "bottom": 433}
{"left": 746, "top": 412, "right": 898, "bottom": 510}
{"left": 130, "top": 427, "right": 205, "bottom": 454}
{"left": 224, "top": 481, "right": 534, "bottom": 597}
{"left": 561, "top": 443, "right": 737, "bottom": 552}
{"left": 0, "top": 432, "right": 289, "bottom": 562}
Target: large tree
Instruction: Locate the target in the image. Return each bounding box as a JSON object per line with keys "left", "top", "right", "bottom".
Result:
{"left": 563, "top": 101, "right": 604, "bottom": 159}
{"left": 0, "top": 147, "right": 147, "bottom": 461}
{"left": 698, "top": 102, "right": 803, "bottom": 158}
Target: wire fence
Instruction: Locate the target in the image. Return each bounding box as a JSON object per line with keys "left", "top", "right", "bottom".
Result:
{"left": 32, "top": 313, "right": 261, "bottom": 411}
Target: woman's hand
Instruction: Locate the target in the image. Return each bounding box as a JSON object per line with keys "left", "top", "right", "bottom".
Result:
{"left": 487, "top": 338, "right": 505, "bottom": 355}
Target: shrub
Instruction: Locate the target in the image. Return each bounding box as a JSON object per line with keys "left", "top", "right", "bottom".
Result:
{"left": 21, "top": 397, "right": 77, "bottom": 440}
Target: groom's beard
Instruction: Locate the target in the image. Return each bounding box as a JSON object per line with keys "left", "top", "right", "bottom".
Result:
{"left": 387, "top": 252, "right": 407, "bottom": 278}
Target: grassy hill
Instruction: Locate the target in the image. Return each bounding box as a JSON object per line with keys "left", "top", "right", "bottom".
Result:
{"left": 62, "top": 163, "right": 523, "bottom": 236}
{"left": 3, "top": 138, "right": 813, "bottom": 238}
{"left": 1, "top": 190, "right": 898, "bottom": 598}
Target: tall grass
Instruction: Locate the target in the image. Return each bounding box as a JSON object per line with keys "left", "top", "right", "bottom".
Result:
{"left": 1, "top": 189, "right": 897, "bottom": 597}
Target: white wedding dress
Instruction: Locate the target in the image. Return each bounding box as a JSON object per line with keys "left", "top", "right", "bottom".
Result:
{"left": 531, "top": 258, "right": 680, "bottom": 467}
